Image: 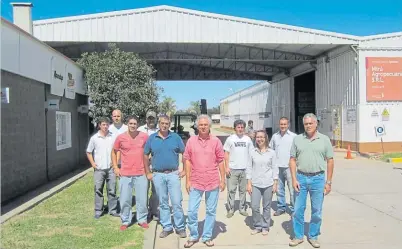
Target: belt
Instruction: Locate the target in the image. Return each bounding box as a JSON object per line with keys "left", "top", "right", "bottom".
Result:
{"left": 153, "top": 169, "right": 176, "bottom": 174}
{"left": 297, "top": 170, "right": 324, "bottom": 176}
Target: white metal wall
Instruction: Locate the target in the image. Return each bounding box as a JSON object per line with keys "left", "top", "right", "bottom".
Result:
{"left": 1, "top": 19, "right": 86, "bottom": 96}
{"left": 220, "top": 81, "right": 272, "bottom": 130}
{"left": 271, "top": 76, "right": 292, "bottom": 133}
{"left": 315, "top": 46, "right": 359, "bottom": 142}
{"left": 357, "top": 49, "right": 402, "bottom": 144}
{"left": 33, "top": 6, "right": 359, "bottom": 44}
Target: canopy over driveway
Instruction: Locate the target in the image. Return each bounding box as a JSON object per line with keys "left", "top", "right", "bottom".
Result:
{"left": 33, "top": 5, "right": 361, "bottom": 80}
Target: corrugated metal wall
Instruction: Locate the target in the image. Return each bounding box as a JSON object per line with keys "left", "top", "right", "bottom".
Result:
{"left": 220, "top": 81, "right": 272, "bottom": 130}
{"left": 315, "top": 46, "right": 359, "bottom": 142}
{"left": 271, "top": 77, "right": 292, "bottom": 133}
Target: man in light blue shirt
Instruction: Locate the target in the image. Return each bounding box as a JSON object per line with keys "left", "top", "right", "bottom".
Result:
{"left": 269, "top": 117, "right": 296, "bottom": 216}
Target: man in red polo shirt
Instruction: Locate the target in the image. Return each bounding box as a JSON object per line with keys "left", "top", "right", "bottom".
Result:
{"left": 183, "top": 114, "right": 226, "bottom": 248}
{"left": 112, "top": 115, "right": 149, "bottom": 231}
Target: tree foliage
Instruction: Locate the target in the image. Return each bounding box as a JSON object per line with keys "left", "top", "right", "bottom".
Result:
{"left": 158, "top": 96, "right": 177, "bottom": 117}
{"left": 187, "top": 101, "right": 201, "bottom": 115}
{"left": 78, "top": 43, "right": 161, "bottom": 122}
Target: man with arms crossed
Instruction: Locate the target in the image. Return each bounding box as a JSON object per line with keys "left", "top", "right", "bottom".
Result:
{"left": 289, "top": 113, "right": 334, "bottom": 248}
{"left": 138, "top": 110, "right": 160, "bottom": 221}
{"left": 183, "top": 115, "right": 226, "bottom": 248}
{"left": 224, "top": 119, "right": 254, "bottom": 218}
{"left": 269, "top": 117, "right": 296, "bottom": 216}
{"left": 86, "top": 117, "right": 119, "bottom": 219}
{"left": 112, "top": 116, "right": 149, "bottom": 231}
{"left": 144, "top": 115, "right": 187, "bottom": 238}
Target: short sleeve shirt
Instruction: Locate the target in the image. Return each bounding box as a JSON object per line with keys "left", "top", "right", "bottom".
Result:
{"left": 223, "top": 134, "right": 254, "bottom": 170}
{"left": 113, "top": 132, "right": 149, "bottom": 176}
{"left": 290, "top": 132, "right": 334, "bottom": 173}
{"left": 86, "top": 132, "right": 114, "bottom": 170}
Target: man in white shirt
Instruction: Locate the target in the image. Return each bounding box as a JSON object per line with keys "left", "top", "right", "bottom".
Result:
{"left": 224, "top": 119, "right": 254, "bottom": 218}
{"left": 269, "top": 117, "right": 297, "bottom": 216}
{"left": 86, "top": 117, "right": 119, "bottom": 219}
{"left": 138, "top": 110, "right": 160, "bottom": 221}
{"left": 109, "top": 109, "right": 128, "bottom": 137}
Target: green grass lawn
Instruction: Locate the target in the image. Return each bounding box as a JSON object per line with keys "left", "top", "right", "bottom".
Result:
{"left": 380, "top": 152, "right": 402, "bottom": 162}
{"left": 1, "top": 172, "right": 145, "bottom": 249}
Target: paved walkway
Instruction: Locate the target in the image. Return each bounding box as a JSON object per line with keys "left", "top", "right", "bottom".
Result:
{"left": 150, "top": 131, "right": 402, "bottom": 248}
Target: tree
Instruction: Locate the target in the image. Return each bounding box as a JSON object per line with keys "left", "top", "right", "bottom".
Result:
{"left": 78, "top": 43, "right": 162, "bottom": 122}
{"left": 208, "top": 106, "right": 220, "bottom": 115}
{"left": 187, "top": 101, "right": 200, "bottom": 115}
{"left": 158, "top": 96, "right": 177, "bottom": 117}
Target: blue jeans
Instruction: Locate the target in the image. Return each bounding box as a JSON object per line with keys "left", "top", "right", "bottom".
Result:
{"left": 153, "top": 171, "right": 185, "bottom": 231}
{"left": 119, "top": 175, "right": 148, "bottom": 225}
{"left": 187, "top": 187, "right": 219, "bottom": 242}
{"left": 292, "top": 172, "right": 325, "bottom": 240}
{"left": 277, "top": 167, "right": 295, "bottom": 212}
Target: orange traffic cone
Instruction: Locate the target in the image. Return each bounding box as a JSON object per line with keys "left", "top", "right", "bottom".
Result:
{"left": 345, "top": 145, "right": 353, "bottom": 159}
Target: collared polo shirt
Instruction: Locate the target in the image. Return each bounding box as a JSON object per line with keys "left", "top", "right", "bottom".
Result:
{"left": 144, "top": 131, "right": 185, "bottom": 171}
{"left": 86, "top": 131, "right": 114, "bottom": 170}
{"left": 113, "top": 132, "right": 149, "bottom": 176}
{"left": 290, "top": 132, "right": 334, "bottom": 173}
{"left": 109, "top": 123, "right": 128, "bottom": 139}
{"left": 183, "top": 135, "right": 225, "bottom": 191}
{"left": 269, "top": 130, "right": 297, "bottom": 168}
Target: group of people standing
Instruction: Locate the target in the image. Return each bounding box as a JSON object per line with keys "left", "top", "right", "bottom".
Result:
{"left": 86, "top": 109, "right": 334, "bottom": 248}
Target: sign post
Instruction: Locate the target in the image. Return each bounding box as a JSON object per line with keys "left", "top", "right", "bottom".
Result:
{"left": 374, "top": 125, "right": 386, "bottom": 154}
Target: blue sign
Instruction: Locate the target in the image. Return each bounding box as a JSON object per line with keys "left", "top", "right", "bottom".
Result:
{"left": 375, "top": 125, "right": 385, "bottom": 137}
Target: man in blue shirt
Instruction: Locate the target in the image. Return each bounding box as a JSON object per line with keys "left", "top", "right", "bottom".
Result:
{"left": 144, "top": 115, "right": 186, "bottom": 239}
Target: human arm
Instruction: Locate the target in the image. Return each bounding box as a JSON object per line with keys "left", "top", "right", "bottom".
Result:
{"left": 183, "top": 140, "right": 192, "bottom": 194}
{"left": 271, "top": 151, "right": 279, "bottom": 193}
{"left": 143, "top": 136, "right": 152, "bottom": 180}
{"left": 216, "top": 140, "right": 226, "bottom": 192}
{"left": 289, "top": 139, "right": 299, "bottom": 192}
{"left": 112, "top": 136, "right": 121, "bottom": 176}
{"left": 223, "top": 137, "right": 231, "bottom": 176}
{"left": 178, "top": 136, "right": 186, "bottom": 178}
{"left": 324, "top": 138, "right": 335, "bottom": 195}
{"left": 86, "top": 137, "right": 97, "bottom": 169}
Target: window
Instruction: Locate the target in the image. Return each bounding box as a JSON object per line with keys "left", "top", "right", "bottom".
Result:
{"left": 56, "top": 111, "right": 72, "bottom": 150}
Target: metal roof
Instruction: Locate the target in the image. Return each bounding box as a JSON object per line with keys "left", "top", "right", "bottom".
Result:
{"left": 31, "top": 5, "right": 401, "bottom": 80}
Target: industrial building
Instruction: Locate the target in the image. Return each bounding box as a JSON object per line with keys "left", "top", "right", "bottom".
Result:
{"left": 6, "top": 3, "right": 402, "bottom": 155}
{"left": 1, "top": 3, "right": 89, "bottom": 202}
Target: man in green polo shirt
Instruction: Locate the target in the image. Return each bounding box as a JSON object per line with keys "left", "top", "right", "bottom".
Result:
{"left": 288, "top": 113, "right": 334, "bottom": 248}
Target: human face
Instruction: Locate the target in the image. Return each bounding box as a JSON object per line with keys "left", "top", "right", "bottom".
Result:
{"left": 279, "top": 119, "right": 289, "bottom": 133}
{"left": 127, "top": 118, "right": 138, "bottom": 132}
{"left": 235, "top": 124, "right": 245, "bottom": 136}
{"left": 147, "top": 116, "right": 156, "bottom": 128}
{"left": 303, "top": 117, "right": 317, "bottom": 136}
{"left": 99, "top": 122, "right": 109, "bottom": 133}
{"left": 158, "top": 117, "right": 170, "bottom": 133}
{"left": 255, "top": 131, "right": 266, "bottom": 148}
{"left": 197, "top": 118, "right": 210, "bottom": 136}
{"left": 112, "top": 110, "right": 122, "bottom": 124}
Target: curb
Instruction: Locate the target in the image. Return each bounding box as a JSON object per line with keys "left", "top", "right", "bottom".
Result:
{"left": 388, "top": 158, "right": 402, "bottom": 163}
{"left": 142, "top": 221, "right": 157, "bottom": 249}
{"left": 1, "top": 167, "right": 92, "bottom": 224}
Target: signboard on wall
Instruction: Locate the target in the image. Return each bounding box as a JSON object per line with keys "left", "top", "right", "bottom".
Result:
{"left": 65, "top": 72, "right": 76, "bottom": 99}
{"left": 51, "top": 57, "right": 66, "bottom": 97}
{"left": 366, "top": 57, "right": 402, "bottom": 101}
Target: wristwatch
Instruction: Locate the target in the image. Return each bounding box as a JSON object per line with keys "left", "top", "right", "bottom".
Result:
{"left": 326, "top": 181, "right": 332, "bottom": 185}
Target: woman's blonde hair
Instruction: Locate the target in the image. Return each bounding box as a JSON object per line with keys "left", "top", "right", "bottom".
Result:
{"left": 255, "top": 130, "right": 269, "bottom": 149}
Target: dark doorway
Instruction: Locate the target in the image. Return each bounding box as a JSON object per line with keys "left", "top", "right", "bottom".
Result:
{"left": 294, "top": 71, "right": 316, "bottom": 134}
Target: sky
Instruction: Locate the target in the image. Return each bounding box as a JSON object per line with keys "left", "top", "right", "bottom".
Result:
{"left": 2, "top": 0, "right": 401, "bottom": 109}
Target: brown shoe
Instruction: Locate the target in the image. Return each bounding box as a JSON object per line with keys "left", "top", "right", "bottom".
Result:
{"left": 250, "top": 229, "right": 261, "bottom": 235}
{"left": 289, "top": 239, "right": 303, "bottom": 247}
{"left": 308, "top": 239, "right": 320, "bottom": 248}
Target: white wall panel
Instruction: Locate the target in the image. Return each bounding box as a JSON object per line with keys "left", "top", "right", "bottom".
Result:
{"left": 357, "top": 49, "right": 402, "bottom": 143}
{"left": 33, "top": 6, "right": 359, "bottom": 44}
{"left": 1, "top": 20, "right": 86, "bottom": 95}
{"left": 271, "top": 77, "right": 292, "bottom": 133}
{"left": 220, "top": 81, "right": 272, "bottom": 130}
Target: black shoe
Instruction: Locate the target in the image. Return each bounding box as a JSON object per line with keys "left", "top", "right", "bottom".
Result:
{"left": 110, "top": 213, "right": 120, "bottom": 217}
{"left": 159, "top": 229, "right": 174, "bottom": 238}
{"left": 176, "top": 229, "right": 187, "bottom": 238}
{"left": 274, "top": 210, "right": 286, "bottom": 216}
{"left": 94, "top": 214, "right": 101, "bottom": 219}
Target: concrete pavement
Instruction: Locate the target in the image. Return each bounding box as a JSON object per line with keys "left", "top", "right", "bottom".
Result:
{"left": 150, "top": 131, "right": 402, "bottom": 249}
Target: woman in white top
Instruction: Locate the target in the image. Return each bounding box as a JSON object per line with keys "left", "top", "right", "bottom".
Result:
{"left": 246, "top": 130, "right": 279, "bottom": 235}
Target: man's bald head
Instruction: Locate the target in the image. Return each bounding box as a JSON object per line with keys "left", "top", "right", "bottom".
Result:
{"left": 112, "top": 109, "right": 123, "bottom": 125}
